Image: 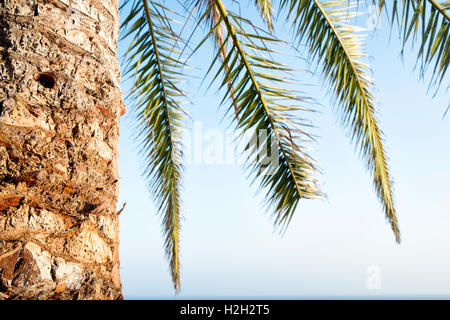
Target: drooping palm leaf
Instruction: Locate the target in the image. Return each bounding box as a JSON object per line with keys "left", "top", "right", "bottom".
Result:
{"left": 280, "top": 0, "right": 401, "bottom": 242}
{"left": 116, "top": 0, "right": 450, "bottom": 295}
{"left": 203, "top": 0, "right": 322, "bottom": 229}
{"left": 121, "top": 0, "right": 186, "bottom": 292}
{"left": 195, "top": 0, "right": 241, "bottom": 118}
{"left": 198, "top": 0, "right": 227, "bottom": 59}
{"left": 255, "top": 0, "right": 275, "bottom": 32}
{"left": 374, "top": 0, "right": 449, "bottom": 88}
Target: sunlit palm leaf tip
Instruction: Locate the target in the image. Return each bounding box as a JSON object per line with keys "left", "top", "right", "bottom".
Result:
{"left": 206, "top": 0, "right": 321, "bottom": 230}
{"left": 255, "top": 0, "right": 275, "bottom": 32}
{"left": 120, "top": 0, "right": 187, "bottom": 291}
{"left": 281, "top": 0, "right": 400, "bottom": 242}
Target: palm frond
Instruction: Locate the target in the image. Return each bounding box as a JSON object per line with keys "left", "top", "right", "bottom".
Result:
{"left": 196, "top": 0, "right": 241, "bottom": 118}
{"left": 255, "top": 0, "right": 275, "bottom": 32}
{"left": 281, "top": 0, "right": 400, "bottom": 242}
{"left": 206, "top": 0, "right": 321, "bottom": 230}
{"left": 375, "top": 0, "right": 450, "bottom": 88}
{"left": 199, "top": 0, "right": 227, "bottom": 59}
{"left": 121, "top": 0, "right": 186, "bottom": 292}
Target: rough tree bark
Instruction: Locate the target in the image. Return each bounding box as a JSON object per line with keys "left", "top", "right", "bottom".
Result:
{"left": 0, "top": 0, "right": 125, "bottom": 299}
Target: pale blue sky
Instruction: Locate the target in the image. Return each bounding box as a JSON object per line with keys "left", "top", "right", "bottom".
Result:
{"left": 116, "top": 1, "right": 449, "bottom": 298}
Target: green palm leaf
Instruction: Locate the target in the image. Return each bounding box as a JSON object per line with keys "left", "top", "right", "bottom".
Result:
{"left": 197, "top": 0, "right": 241, "bottom": 117}
{"left": 121, "top": 0, "right": 186, "bottom": 292}
{"left": 116, "top": 0, "right": 450, "bottom": 295}
{"left": 204, "top": 0, "right": 322, "bottom": 229}
{"left": 280, "top": 0, "right": 401, "bottom": 242}
{"left": 374, "top": 0, "right": 449, "bottom": 88}
{"left": 255, "top": 0, "right": 275, "bottom": 32}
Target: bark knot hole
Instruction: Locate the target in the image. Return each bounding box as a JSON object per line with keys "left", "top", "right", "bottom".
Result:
{"left": 36, "top": 72, "right": 56, "bottom": 89}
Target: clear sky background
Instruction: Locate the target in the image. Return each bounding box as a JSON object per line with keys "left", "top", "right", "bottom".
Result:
{"left": 116, "top": 1, "right": 449, "bottom": 298}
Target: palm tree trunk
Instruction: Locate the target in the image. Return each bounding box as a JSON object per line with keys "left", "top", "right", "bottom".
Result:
{"left": 0, "top": 0, "right": 124, "bottom": 299}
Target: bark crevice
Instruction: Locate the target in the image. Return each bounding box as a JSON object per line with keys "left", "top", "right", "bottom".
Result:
{"left": 0, "top": 0, "right": 124, "bottom": 300}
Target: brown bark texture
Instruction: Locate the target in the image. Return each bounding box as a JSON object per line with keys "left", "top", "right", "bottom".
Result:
{"left": 0, "top": 0, "right": 125, "bottom": 299}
